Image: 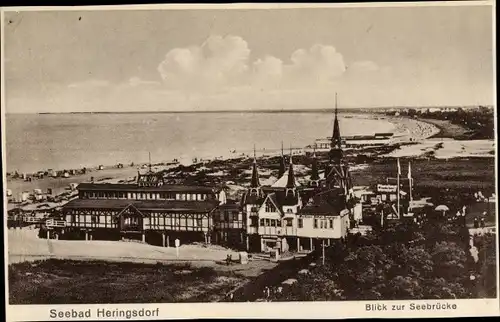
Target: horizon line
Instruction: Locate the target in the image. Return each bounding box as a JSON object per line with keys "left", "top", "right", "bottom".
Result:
{"left": 4, "top": 104, "right": 492, "bottom": 115}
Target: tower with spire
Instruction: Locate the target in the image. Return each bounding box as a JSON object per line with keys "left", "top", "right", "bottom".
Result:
{"left": 285, "top": 145, "right": 297, "bottom": 197}
{"left": 309, "top": 145, "right": 320, "bottom": 187}
{"left": 278, "top": 141, "right": 286, "bottom": 179}
{"left": 249, "top": 145, "right": 262, "bottom": 197}
{"left": 325, "top": 93, "right": 348, "bottom": 192}
{"left": 330, "top": 92, "right": 343, "bottom": 163}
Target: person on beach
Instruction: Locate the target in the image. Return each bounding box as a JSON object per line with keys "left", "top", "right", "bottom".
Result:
{"left": 480, "top": 217, "right": 485, "bottom": 228}
{"left": 473, "top": 217, "right": 479, "bottom": 229}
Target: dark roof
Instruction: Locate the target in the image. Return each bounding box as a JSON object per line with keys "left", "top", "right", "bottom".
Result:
{"left": 267, "top": 193, "right": 284, "bottom": 215}
{"left": 286, "top": 163, "right": 296, "bottom": 188}
{"left": 250, "top": 159, "right": 260, "bottom": 188}
{"left": 300, "top": 192, "right": 346, "bottom": 215}
{"left": 62, "top": 198, "right": 219, "bottom": 212}
{"left": 241, "top": 192, "right": 265, "bottom": 205}
{"left": 219, "top": 202, "right": 240, "bottom": 210}
{"left": 77, "top": 182, "right": 215, "bottom": 193}
{"left": 275, "top": 190, "right": 300, "bottom": 207}
{"left": 310, "top": 156, "right": 320, "bottom": 180}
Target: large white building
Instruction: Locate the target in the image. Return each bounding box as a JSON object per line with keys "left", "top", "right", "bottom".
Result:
{"left": 242, "top": 99, "right": 359, "bottom": 253}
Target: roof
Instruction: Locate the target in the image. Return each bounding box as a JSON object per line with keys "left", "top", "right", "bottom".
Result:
{"left": 266, "top": 193, "right": 284, "bottom": 215}
{"left": 77, "top": 182, "right": 215, "bottom": 193}
{"left": 219, "top": 202, "right": 240, "bottom": 210}
{"left": 271, "top": 170, "right": 300, "bottom": 188}
{"left": 62, "top": 198, "right": 219, "bottom": 212}
{"left": 300, "top": 192, "right": 346, "bottom": 215}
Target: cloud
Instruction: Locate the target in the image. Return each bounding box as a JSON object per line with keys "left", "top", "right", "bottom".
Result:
{"left": 158, "top": 35, "right": 250, "bottom": 91}
{"left": 157, "top": 35, "right": 350, "bottom": 92}
{"left": 10, "top": 35, "right": 401, "bottom": 113}
{"left": 286, "top": 44, "right": 346, "bottom": 86}
{"left": 252, "top": 55, "right": 283, "bottom": 88}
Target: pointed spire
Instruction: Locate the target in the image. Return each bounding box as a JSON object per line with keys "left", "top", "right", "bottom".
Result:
{"left": 148, "top": 152, "right": 152, "bottom": 173}
{"left": 250, "top": 144, "right": 260, "bottom": 188}
{"left": 331, "top": 92, "right": 341, "bottom": 149}
{"left": 286, "top": 144, "right": 296, "bottom": 188}
{"left": 278, "top": 141, "right": 286, "bottom": 178}
{"left": 329, "top": 92, "right": 343, "bottom": 165}
{"left": 310, "top": 145, "right": 320, "bottom": 181}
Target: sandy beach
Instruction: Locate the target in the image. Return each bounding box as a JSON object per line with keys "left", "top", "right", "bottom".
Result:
{"left": 384, "top": 138, "right": 495, "bottom": 159}
{"left": 5, "top": 114, "right": 441, "bottom": 200}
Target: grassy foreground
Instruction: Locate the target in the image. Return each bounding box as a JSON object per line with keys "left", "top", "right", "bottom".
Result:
{"left": 9, "top": 259, "right": 246, "bottom": 304}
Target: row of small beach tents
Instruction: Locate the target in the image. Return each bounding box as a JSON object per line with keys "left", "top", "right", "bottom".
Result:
{"left": 6, "top": 184, "right": 79, "bottom": 202}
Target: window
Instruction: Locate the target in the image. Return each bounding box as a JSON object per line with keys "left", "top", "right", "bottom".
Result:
{"left": 286, "top": 218, "right": 293, "bottom": 227}
{"left": 250, "top": 207, "right": 258, "bottom": 213}
{"left": 298, "top": 219, "right": 303, "bottom": 228}
{"left": 251, "top": 217, "right": 258, "bottom": 227}
{"left": 314, "top": 219, "right": 318, "bottom": 229}
{"left": 270, "top": 219, "right": 276, "bottom": 227}
{"left": 91, "top": 215, "right": 98, "bottom": 224}
{"left": 329, "top": 219, "right": 334, "bottom": 229}
{"left": 232, "top": 212, "right": 239, "bottom": 222}
{"left": 265, "top": 219, "right": 270, "bottom": 226}
{"left": 265, "top": 202, "right": 275, "bottom": 212}
{"left": 320, "top": 220, "right": 324, "bottom": 229}
{"left": 260, "top": 219, "right": 265, "bottom": 226}
{"left": 224, "top": 211, "right": 229, "bottom": 222}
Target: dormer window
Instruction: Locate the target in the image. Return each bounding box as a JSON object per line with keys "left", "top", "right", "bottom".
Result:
{"left": 265, "top": 202, "right": 276, "bottom": 213}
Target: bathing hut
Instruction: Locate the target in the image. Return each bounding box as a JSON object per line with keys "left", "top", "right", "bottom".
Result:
{"left": 21, "top": 192, "right": 30, "bottom": 202}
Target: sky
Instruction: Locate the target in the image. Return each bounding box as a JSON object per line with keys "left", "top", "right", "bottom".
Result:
{"left": 3, "top": 4, "right": 494, "bottom": 113}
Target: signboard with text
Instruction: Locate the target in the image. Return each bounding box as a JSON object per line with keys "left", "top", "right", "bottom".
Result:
{"left": 377, "top": 184, "right": 398, "bottom": 193}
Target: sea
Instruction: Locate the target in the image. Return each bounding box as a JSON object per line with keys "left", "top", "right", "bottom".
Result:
{"left": 5, "top": 112, "right": 395, "bottom": 173}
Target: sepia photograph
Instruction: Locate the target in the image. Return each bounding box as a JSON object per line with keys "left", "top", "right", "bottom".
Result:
{"left": 2, "top": 2, "right": 498, "bottom": 320}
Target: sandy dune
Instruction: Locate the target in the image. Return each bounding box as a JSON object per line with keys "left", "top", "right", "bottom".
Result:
{"left": 384, "top": 139, "right": 495, "bottom": 159}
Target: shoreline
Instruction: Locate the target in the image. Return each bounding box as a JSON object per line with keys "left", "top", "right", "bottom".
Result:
{"left": 1, "top": 113, "right": 469, "bottom": 200}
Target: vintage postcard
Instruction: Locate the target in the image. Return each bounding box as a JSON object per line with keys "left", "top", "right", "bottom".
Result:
{"left": 2, "top": 1, "right": 498, "bottom": 321}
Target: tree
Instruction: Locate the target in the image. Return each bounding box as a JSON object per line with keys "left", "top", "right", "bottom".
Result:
{"left": 473, "top": 233, "right": 497, "bottom": 298}
{"left": 422, "top": 277, "right": 468, "bottom": 299}
{"left": 431, "top": 241, "right": 468, "bottom": 282}
{"left": 385, "top": 276, "right": 423, "bottom": 299}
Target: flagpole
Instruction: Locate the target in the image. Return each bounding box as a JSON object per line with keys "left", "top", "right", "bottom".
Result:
{"left": 397, "top": 159, "right": 401, "bottom": 218}
{"left": 408, "top": 161, "right": 413, "bottom": 202}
